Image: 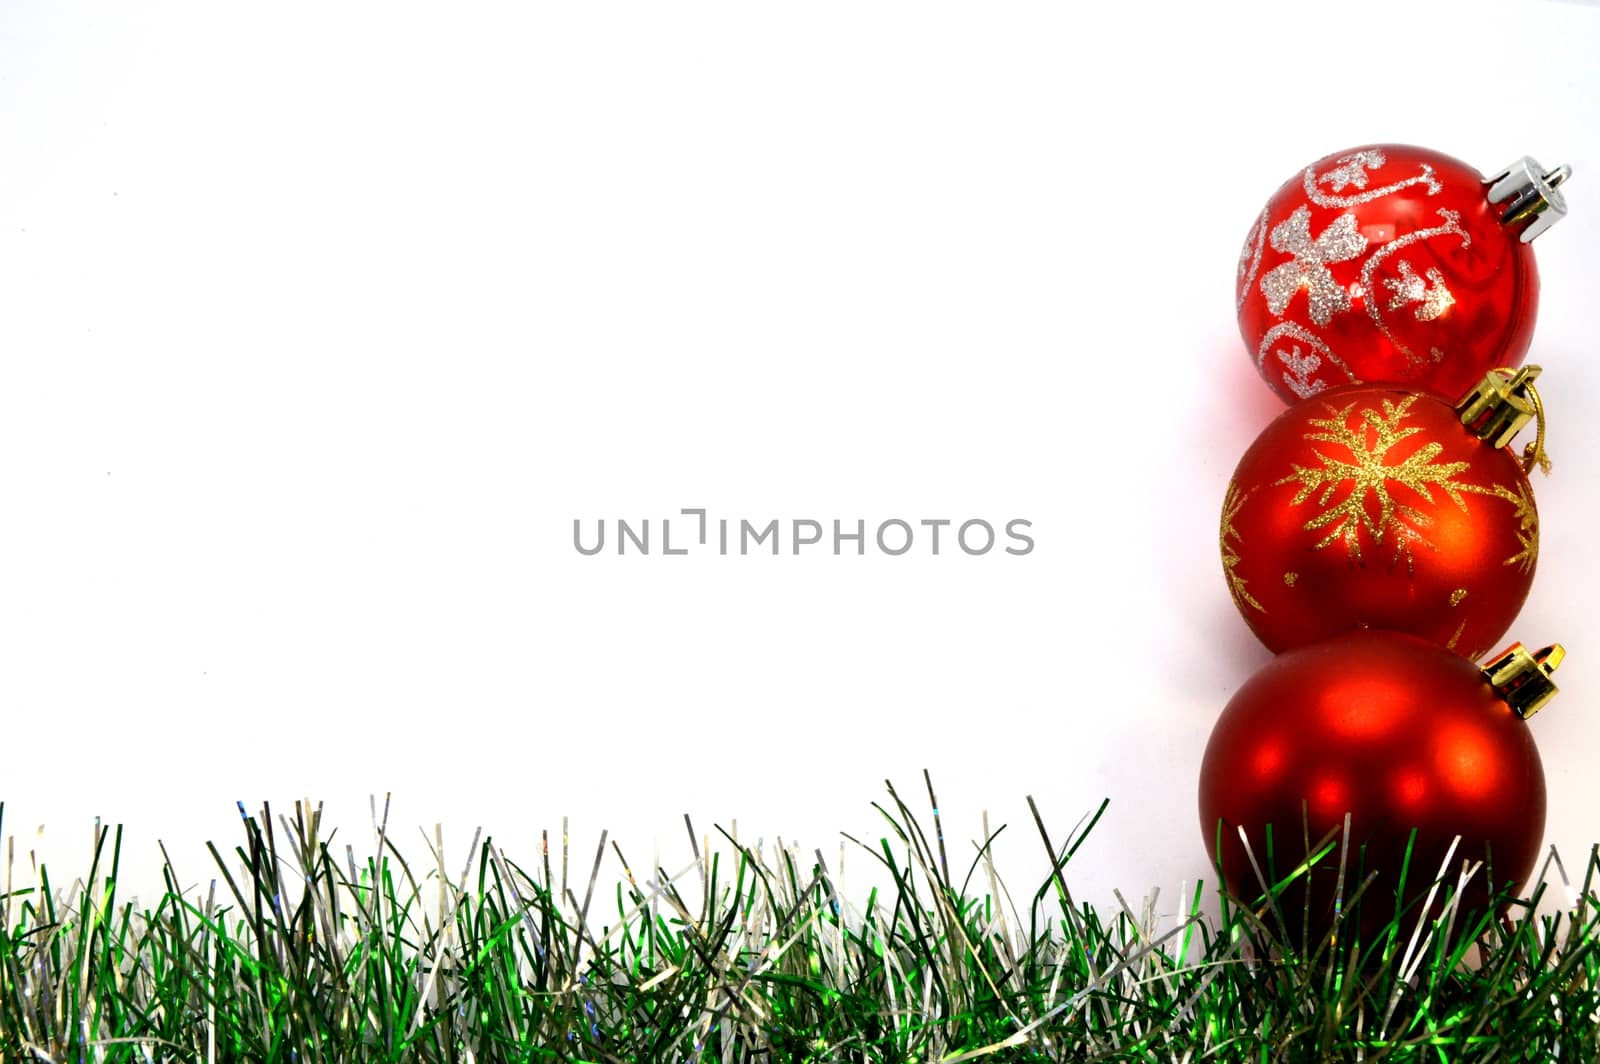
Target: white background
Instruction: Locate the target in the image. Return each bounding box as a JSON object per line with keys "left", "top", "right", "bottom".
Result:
{"left": 2, "top": 0, "right": 1597, "bottom": 918}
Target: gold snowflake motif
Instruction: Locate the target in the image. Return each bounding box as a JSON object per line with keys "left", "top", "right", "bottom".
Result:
{"left": 1221, "top": 481, "right": 1264, "bottom": 613}
{"left": 1491, "top": 479, "right": 1539, "bottom": 573}
{"left": 1276, "top": 396, "right": 1485, "bottom": 568}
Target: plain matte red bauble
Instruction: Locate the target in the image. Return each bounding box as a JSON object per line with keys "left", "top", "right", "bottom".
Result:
{"left": 1198, "top": 630, "right": 1546, "bottom": 946}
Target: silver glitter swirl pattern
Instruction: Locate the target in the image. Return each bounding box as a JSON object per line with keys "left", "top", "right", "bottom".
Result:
{"left": 1358, "top": 208, "right": 1470, "bottom": 367}
{"left": 1237, "top": 209, "right": 1268, "bottom": 311}
{"left": 1383, "top": 260, "right": 1455, "bottom": 322}
{"left": 1259, "top": 207, "right": 1368, "bottom": 325}
{"left": 1303, "top": 155, "right": 1441, "bottom": 208}
{"left": 1318, "top": 149, "right": 1387, "bottom": 192}
{"left": 1256, "top": 321, "right": 1356, "bottom": 399}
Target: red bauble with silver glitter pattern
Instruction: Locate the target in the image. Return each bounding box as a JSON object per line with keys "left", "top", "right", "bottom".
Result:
{"left": 1236, "top": 144, "right": 1567, "bottom": 405}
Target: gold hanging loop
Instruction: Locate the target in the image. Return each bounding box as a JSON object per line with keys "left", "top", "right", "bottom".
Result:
{"left": 1520, "top": 378, "right": 1552, "bottom": 476}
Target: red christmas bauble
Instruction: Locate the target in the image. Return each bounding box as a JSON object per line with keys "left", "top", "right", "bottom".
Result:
{"left": 1236, "top": 144, "right": 1566, "bottom": 405}
{"left": 1221, "top": 378, "right": 1539, "bottom": 656}
{"left": 1198, "top": 631, "right": 1549, "bottom": 946}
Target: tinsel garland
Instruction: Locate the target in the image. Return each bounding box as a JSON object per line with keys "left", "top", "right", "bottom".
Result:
{"left": 1, "top": 778, "right": 1596, "bottom": 1062}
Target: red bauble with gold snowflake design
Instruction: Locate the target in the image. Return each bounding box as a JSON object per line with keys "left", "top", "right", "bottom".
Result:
{"left": 1220, "top": 370, "right": 1546, "bottom": 656}
{"left": 1236, "top": 144, "right": 1569, "bottom": 405}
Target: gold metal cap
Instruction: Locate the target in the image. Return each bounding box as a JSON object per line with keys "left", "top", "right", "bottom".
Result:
{"left": 1454, "top": 364, "right": 1552, "bottom": 475}
{"left": 1481, "top": 642, "right": 1565, "bottom": 719}
{"left": 1456, "top": 365, "right": 1541, "bottom": 448}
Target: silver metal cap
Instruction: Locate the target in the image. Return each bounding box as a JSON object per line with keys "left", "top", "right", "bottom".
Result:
{"left": 1486, "top": 157, "right": 1571, "bottom": 243}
